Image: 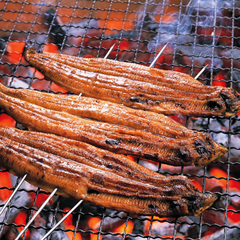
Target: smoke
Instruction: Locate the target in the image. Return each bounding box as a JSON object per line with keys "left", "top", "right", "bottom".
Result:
{"left": 148, "top": 0, "right": 232, "bottom": 51}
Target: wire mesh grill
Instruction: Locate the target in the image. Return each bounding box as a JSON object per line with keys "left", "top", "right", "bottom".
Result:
{"left": 0, "top": 0, "right": 240, "bottom": 239}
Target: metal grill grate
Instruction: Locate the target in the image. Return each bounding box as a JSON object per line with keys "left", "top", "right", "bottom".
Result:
{"left": 0, "top": 0, "right": 240, "bottom": 239}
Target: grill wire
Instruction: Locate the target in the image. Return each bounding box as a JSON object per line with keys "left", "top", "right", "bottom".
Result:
{"left": 0, "top": 0, "right": 240, "bottom": 239}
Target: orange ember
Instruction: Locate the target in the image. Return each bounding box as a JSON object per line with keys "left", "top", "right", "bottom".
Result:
{"left": 212, "top": 71, "right": 227, "bottom": 87}
{"left": 126, "top": 155, "right": 136, "bottom": 162}
{"left": 112, "top": 220, "right": 134, "bottom": 235}
{"left": 144, "top": 216, "right": 168, "bottom": 234}
{"left": 50, "top": 82, "right": 69, "bottom": 93}
{"left": 62, "top": 207, "right": 73, "bottom": 226}
{"left": 210, "top": 168, "right": 240, "bottom": 192}
{"left": 0, "top": 113, "right": 16, "bottom": 128}
{"left": 161, "top": 236, "right": 184, "bottom": 240}
{"left": 226, "top": 205, "right": 240, "bottom": 225}
{"left": 192, "top": 180, "right": 203, "bottom": 192}
{"left": 88, "top": 217, "right": 101, "bottom": 229}
{"left": 0, "top": 170, "right": 12, "bottom": 201}
{"left": 90, "top": 230, "right": 102, "bottom": 240}
{"left": 29, "top": 191, "right": 54, "bottom": 208}
{"left": 210, "top": 168, "right": 228, "bottom": 190}
{"left": 62, "top": 207, "right": 82, "bottom": 240}
{"left": 14, "top": 211, "right": 30, "bottom": 239}
{"left": 65, "top": 225, "right": 82, "bottom": 240}
{"left": 42, "top": 43, "right": 59, "bottom": 53}
{"left": 6, "top": 41, "right": 25, "bottom": 64}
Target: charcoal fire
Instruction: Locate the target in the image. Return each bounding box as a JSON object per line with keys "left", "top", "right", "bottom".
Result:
{"left": 0, "top": 174, "right": 31, "bottom": 238}
{"left": 0, "top": 0, "right": 240, "bottom": 240}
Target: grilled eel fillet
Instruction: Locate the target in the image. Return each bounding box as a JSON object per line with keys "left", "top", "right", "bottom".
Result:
{"left": 0, "top": 126, "right": 217, "bottom": 216}
{"left": 24, "top": 48, "right": 240, "bottom": 117}
{"left": 0, "top": 83, "right": 227, "bottom": 166}
{"left": 0, "top": 82, "right": 198, "bottom": 139}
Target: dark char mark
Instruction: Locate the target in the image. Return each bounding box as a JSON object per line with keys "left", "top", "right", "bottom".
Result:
{"left": 207, "top": 100, "right": 222, "bottom": 110}
{"left": 148, "top": 204, "right": 156, "bottom": 209}
{"left": 105, "top": 139, "right": 120, "bottom": 145}
{"left": 130, "top": 97, "right": 141, "bottom": 103}
{"left": 179, "top": 149, "right": 190, "bottom": 162}
{"left": 194, "top": 139, "right": 211, "bottom": 160}
{"left": 87, "top": 189, "right": 100, "bottom": 194}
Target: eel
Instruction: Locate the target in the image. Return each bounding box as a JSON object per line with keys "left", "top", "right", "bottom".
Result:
{"left": 24, "top": 48, "right": 240, "bottom": 117}
{"left": 0, "top": 83, "right": 227, "bottom": 166}
{"left": 0, "top": 126, "right": 217, "bottom": 217}
{"left": 0, "top": 82, "right": 198, "bottom": 139}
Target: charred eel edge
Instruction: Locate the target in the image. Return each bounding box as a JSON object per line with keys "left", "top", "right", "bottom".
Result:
{"left": 220, "top": 89, "right": 240, "bottom": 116}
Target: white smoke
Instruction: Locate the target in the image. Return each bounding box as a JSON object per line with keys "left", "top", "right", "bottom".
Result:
{"left": 148, "top": 0, "right": 233, "bottom": 50}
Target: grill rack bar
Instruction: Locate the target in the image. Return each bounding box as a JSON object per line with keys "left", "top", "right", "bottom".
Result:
{"left": 0, "top": 0, "right": 240, "bottom": 239}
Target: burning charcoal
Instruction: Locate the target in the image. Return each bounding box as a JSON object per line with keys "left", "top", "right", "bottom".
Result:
{"left": 7, "top": 77, "right": 30, "bottom": 89}
{"left": 111, "top": 14, "right": 159, "bottom": 62}
{"left": 174, "top": 44, "right": 226, "bottom": 79}
{"left": 30, "top": 225, "right": 46, "bottom": 240}
{"left": 102, "top": 236, "right": 124, "bottom": 240}
{"left": 202, "top": 209, "right": 225, "bottom": 233}
{"left": 126, "top": 238, "right": 146, "bottom": 240}
{"left": 97, "top": 211, "right": 128, "bottom": 232}
{"left": 177, "top": 216, "right": 194, "bottom": 237}
{"left": 227, "top": 205, "right": 240, "bottom": 225}
{"left": 136, "top": 14, "right": 159, "bottom": 43}
{"left": 188, "top": 0, "right": 234, "bottom": 46}
{"left": 138, "top": 159, "right": 159, "bottom": 172}
{"left": 47, "top": 229, "right": 69, "bottom": 240}
{"left": 43, "top": 9, "right": 66, "bottom": 48}
{"left": 220, "top": 48, "right": 240, "bottom": 71}
{"left": 232, "top": 70, "right": 240, "bottom": 92}
{"left": 0, "top": 37, "right": 8, "bottom": 51}
{"left": 158, "top": 164, "right": 203, "bottom": 176}
{"left": 193, "top": 117, "right": 229, "bottom": 147}
{"left": 1, "top": 226, "right": 18, "bottom": 240}
{"left": 229, "top": 191, "right": 240, "bottom": 210}
{"left": 148, "top": 220, "right": 176, "bottom": 237}
{"left": 44, "top": 206, "right": 69, "bottom": 240}
{"left": 131, "top": 217, "right": 145, "bottom": 236}
{"left": 110, "top": 14, "right": 159, "bottom": 45}
{"left": 205, "top": 177, "right": 225, "bottom": 193}
{"left": 202, "top": 224, "right": 240, "bottom": 240}
{"left": 209, "top": 118, "right": 240, "bottom": 158}
{"left": 149, "top": 20, "right": 193, "bottom": 50}
{"left": 43, "top": 8, "right": 102, "bottom": 53}
{"left": 0, "top": 181, "right": 31, "bottom": 237}
{"left": 212, "top": 71, "right": 227, "bottom": 87}
{"left": 178, "top": 216, "right": 207, "bottom": 238}
{"left": 29, "top": 213, "right": 47, "bottom": 240}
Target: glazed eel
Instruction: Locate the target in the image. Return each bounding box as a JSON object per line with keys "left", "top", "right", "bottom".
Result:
{"left": 0, "top": 83, "right": 227, "bottom": 166}
{"left": 0, "top": 126, "right": 217, "bottom": 217}
{"left": 0, "top": 82, "right": 198, "bottom": 139}
{"left": 24, "top": 48, "right": 240, "bottom": 117}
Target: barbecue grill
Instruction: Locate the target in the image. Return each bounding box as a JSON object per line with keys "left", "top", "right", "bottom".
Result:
{"left": 0, "top": 0, "right": 240, "bottom": 239}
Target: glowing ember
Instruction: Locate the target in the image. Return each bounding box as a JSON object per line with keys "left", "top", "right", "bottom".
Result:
{"left": 0, "top": 114, "right": 16, "bottom": 128}
{"left": 14, "top": 212, "right": 30, "bottom": 239}
{"left": 0, "top": 0, "right": 239, "bottom": 239}
{"left": 0, "top": 169, "right": 12, "bottom": 201}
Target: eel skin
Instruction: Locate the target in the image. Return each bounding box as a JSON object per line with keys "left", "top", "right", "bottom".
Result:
{"left": 24, "top": 48, "right": 240, "bottom": 117}
{"left": 0, "top": 126, "right": 217, "bottom": 217}
{"left": 0, "top": 83, "right": 227, "bottom": 166}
